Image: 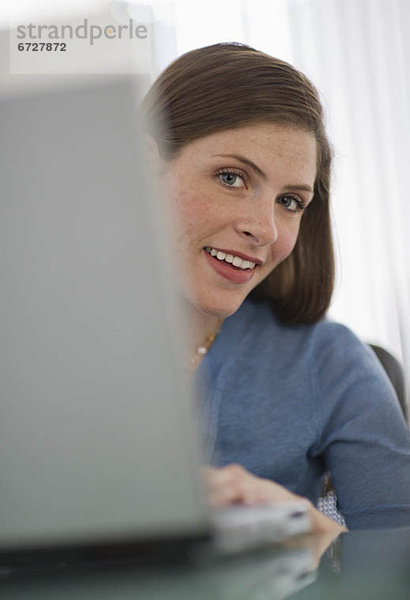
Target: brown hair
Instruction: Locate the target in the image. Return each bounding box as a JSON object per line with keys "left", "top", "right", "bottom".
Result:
{"left": 142, "top": 42, "right": 334, "bottom": 324}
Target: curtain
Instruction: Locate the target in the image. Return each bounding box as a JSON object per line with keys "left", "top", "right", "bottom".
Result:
{"left": 286, "top": 0, "right": 410, "bottom": 400}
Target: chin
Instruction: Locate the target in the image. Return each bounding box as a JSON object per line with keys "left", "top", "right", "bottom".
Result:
{"left": 195, "top": 293, "right": 247, "bottom": 319}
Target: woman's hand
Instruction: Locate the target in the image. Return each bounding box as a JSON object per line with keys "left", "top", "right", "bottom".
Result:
{"left": 203, "top": 463, "right": 347, "bottom": 536}
{"left": 204, "top": 463, "right": 305, "bottom": 507}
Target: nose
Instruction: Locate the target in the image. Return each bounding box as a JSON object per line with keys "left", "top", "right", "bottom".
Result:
{"left": 235, "top": 197, "right": 278, "bottom": 247}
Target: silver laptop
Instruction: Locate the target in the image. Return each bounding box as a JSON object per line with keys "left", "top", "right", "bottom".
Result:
{"left": 0, "top": 74, "right": 310, "bottom": 570}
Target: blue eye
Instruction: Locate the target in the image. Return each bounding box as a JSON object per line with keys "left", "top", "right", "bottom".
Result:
{"left": 277, "top": 195, "right": 303, "bottom": 213}
{"left": 217, "top": 170, "right": 246, "bottom": 188}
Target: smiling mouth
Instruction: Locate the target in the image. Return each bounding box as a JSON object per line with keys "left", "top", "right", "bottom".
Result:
{"left": 204, "top": 247, "right": 258, "bottom": 271}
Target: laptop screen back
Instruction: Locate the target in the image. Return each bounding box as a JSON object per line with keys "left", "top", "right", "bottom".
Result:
{"left": 0, "top": 76, "right": 209, "bottom": 549}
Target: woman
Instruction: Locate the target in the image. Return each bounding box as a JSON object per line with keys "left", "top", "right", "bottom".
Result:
{"left": 142, "top": 43, "right": 410, "bottom": 534}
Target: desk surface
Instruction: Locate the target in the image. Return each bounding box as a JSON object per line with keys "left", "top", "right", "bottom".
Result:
{"left": 1, "top": 527, "right": 409, "bottom": 600}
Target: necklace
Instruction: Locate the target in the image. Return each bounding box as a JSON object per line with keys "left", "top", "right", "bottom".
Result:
{"left": 189, "top": 318, "right": 224, "bottom": 369}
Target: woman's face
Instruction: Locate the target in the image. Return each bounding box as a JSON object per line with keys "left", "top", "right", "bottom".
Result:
{"left": 162, "top": 122, "right": 317, "bottom": 318}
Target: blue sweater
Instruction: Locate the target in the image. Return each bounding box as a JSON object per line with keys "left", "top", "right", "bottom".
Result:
{"left": 194, "top": 298, "right": 410, "bottom": 530}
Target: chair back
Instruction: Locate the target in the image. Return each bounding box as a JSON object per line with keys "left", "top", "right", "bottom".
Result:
{"left": 369, "top": 344, "right": 407, "bottom": 422}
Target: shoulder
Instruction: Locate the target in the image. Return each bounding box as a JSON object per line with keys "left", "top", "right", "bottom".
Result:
{"left": 225, "top": 298, "right": 367, "bottom": 366}
{"left": 225, "top": 299, "right": 401, "bottom": 413}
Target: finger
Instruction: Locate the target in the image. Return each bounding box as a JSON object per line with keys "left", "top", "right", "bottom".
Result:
{"left": 207, "top": 465, "right": 256, "bottom": 506}
{"left": 208, "top": 484, "right": 247, "bottom": 507}
{"left": 203, "top": 464, "right": 242, "bottom": 492}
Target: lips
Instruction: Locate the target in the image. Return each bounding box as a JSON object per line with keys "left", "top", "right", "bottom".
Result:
{"left": 205, "top": 246, "right": 263, "bottom": 266}
{"left": 203, "top": 248, "right": 258, "bottom": 284}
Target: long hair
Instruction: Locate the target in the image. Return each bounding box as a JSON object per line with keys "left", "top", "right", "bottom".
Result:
{"left": 142, "top": 42, "right": 334, "bottom": 324}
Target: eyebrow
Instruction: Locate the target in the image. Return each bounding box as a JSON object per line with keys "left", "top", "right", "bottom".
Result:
{"left": 212, "top": 153, "right": 266, "bottom": 178}
{"left": 285, "top": 184, "right": 314, "bottom": 195}
{"left": 212, "top": 153, "right": 314, "bottom": 194}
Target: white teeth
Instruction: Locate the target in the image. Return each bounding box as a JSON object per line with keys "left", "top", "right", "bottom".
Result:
{"left": 232, "top": 256, "right": 242, "bottom": 267}
{"left": 205, "top": 247, "right": 257, "bottom": 270}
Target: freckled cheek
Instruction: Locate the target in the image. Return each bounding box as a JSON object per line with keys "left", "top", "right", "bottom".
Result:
{"left": 268, "top": 228, "right": 300, "bottom": 268}
{"left": 171, "top": 187, "right": 209, "bottom": 221}
{"left": 283, "top": 230, "right": 300, "bottom": 257}
{"left": 169, "top": 190, "right": 211, "bottom": 251}
{"left": 172, "top": 187, "right": 223, "bottom": 239}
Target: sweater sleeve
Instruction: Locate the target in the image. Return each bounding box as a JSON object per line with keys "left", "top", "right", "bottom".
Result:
{"left": 310, "top": 322, "right": 410, "bottom": 530}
